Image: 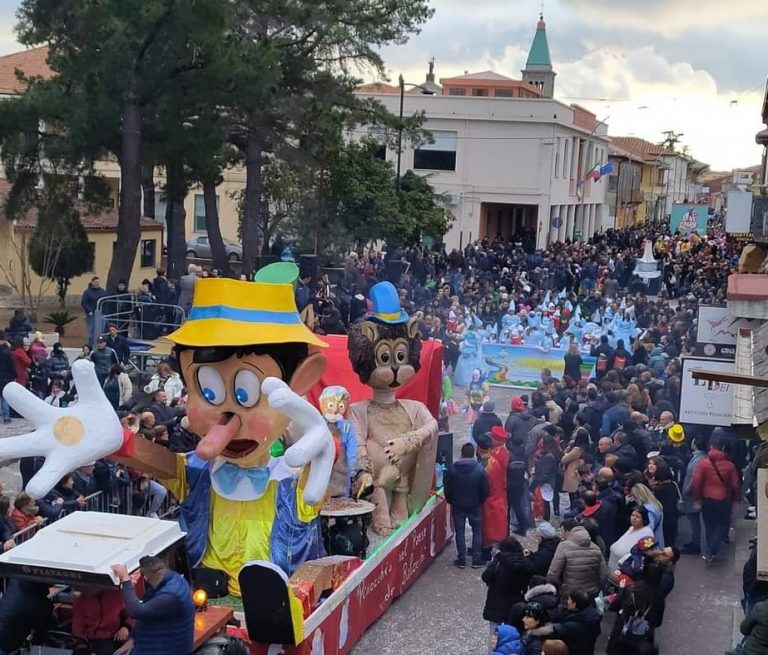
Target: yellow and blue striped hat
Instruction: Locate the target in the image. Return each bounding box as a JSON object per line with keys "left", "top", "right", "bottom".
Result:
{"left": 169, "top": 263, "right": 327, "bottom": 348}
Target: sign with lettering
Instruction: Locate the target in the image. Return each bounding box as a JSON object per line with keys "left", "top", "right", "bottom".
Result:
{"left": 0, "top": 562, "right": 113, "bottom": 588}
{"left": 679, "top": 357, "right": 735, "bottom": 426}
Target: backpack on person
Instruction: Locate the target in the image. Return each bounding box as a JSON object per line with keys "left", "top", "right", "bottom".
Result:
{"left": 614, "top": 354, "right": 627, "bottom": 370}
{"left": 596, "top": 354, "right": 609, "bottom": 373}
{"left": 507, "top": 452, "right": 528, "bottom": 486}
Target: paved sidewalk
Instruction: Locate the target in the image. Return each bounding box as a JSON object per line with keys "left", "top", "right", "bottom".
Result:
{"left": 0, "top": 417, "right": 30, "bottom": 494}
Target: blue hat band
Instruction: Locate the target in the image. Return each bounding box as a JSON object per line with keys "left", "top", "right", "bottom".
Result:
{"left": 188, "top": 305, "right": 302, "bottom": 325}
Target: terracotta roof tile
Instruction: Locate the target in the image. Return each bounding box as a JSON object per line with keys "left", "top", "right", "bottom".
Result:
{"left": 608, "top": 143, "right": 643, "bottom": 163}
{"left": 0, "top": 178, "right": 162, "bottom": 232}
{"left": 441, "top": 71, "right": 515, "bottom": 81}
{"left": 0, "top": 47, "right": 52, "bottom": 95}
{"left": 610, "top": 136, "right": 674, "bottom": 161}
{"left": 356, "top": 82, "right": 399, "bottom": 94}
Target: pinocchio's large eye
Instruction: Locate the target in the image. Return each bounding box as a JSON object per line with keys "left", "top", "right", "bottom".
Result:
{"left": 197, "top": 367, "right": 226, "bottom": 406}
{"left": 234, "top": 369, "right": 261, "bottom": 408}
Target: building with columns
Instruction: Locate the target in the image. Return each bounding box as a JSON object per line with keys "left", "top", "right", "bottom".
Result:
{"left": 356, "top": 15, "right": 608, "bottom": 251}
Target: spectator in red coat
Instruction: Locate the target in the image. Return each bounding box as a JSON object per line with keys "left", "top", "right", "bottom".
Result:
{"left": 72, "top": 586, "right": 136, "bottom": 655}
{"left": 10, "top": 492, "right": 44, "bottom": 532}
{"left": 10, "top": 337, "right": 31, "bottom": 388}
{"left": 479, "top": 427, "right": 510, "bottom": 563}
{"left": 689, "top": 438, "right": 741, "bottom": 565}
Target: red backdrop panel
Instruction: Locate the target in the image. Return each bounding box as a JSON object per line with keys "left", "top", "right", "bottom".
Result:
{"left": 307, "top": 336, "right": 443, "bottom": 419}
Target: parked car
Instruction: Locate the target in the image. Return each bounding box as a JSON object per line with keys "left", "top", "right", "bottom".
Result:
{"left": 186, "top": 235, "right": 242, "bottom": 261}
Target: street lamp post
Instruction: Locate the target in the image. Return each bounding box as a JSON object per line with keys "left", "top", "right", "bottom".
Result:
{"left": 396, "top": 74, "right": 436, "bottom": 190}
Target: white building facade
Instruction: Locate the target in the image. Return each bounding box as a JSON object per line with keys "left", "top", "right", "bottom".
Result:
{"left": 358, "top": 91, "right": 609, "bottom": 251}
{"left": 659, "top": 154, "right": 691, "bottom": 217}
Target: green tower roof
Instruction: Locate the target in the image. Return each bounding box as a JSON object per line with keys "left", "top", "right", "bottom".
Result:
{"left": 526, "top": 15, "right": 552, "bottom": 67}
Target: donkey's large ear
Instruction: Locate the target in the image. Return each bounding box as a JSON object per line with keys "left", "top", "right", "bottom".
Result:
{"left": 361, "top": 321, "right": 379, "bottom": 343}
{"left": 406, "top": 318, "right": 420, "bottom": 340}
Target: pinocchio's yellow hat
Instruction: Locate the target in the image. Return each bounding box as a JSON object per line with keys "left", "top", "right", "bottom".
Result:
{"left": 169, "top": 262, "right": 327, "bottom": 348}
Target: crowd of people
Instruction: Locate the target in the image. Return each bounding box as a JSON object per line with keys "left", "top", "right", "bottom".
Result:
{"left": 445, "top": 388, "right": 756, "bottom": 655}
{"left": 434, "top": 217, "right": 767, "bottom": 655}
{"left": 0, "top": 324, "right": 195, "bottom": 552}
{"left": 0, "top": 212, "right": 765, "bottom": 654}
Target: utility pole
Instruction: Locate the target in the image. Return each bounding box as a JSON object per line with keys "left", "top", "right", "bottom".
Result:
{"left": 396, "top": 74, "right": 405, "bottom": 191}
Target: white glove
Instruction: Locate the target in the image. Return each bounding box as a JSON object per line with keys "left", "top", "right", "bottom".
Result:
{"left": 262, "top": 377, "right": 334, "bottom": 505}
{"left": 0, "top": 360, "right": 124, "bottom": 499}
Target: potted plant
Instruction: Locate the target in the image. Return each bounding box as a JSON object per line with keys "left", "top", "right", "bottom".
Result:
{"left": 44, "top": 309, "right": 78, "bottom": 337}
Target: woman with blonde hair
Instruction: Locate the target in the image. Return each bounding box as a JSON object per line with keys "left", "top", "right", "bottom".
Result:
{"left": 631, "top": 483, "right": 665, "bottom": 547}
{"left": 563, "top": 340, "right": 583, "bottom": 382}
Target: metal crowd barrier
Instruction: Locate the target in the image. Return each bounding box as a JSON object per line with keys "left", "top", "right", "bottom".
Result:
{"left": 92, "top": 294, "right": 186, "bottom": 373}
{"left": 8, "top": 486, "right": 177, "bottom": 546}
{"left": 0, "top": 486, "right": 177, "bottom": 595}
{"left": 95, "top": 294, "right": 186, "bottom": 341}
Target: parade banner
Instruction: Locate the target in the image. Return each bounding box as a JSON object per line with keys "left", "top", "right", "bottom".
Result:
{"left": 679, "top": 357, "right": 735, "bottom": 426}
{"left": 670, "top": 203, "right": 708, "bottom": 235}
{"left": 482, "top": 344, "right": 596, "bottom": 388}
{"left": 232, "top": 495, "right": 451, "bottom": 655}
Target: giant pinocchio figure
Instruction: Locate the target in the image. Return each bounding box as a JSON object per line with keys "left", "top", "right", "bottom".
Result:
{"left": 0, "top": 263, "right": 334, "bottom": 642}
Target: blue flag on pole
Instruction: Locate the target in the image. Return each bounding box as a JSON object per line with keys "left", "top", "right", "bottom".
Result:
{"left": 599, "top": 162, "right": 614, "bottom": 177}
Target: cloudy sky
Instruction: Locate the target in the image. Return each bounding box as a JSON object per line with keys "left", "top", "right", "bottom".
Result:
{"left": 2, "top": 0, "right": 766, "bottom": 170}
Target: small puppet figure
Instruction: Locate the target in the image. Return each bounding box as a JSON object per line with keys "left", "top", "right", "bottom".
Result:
{"left": 465, "top": 367, "right": 489, "bottom": 423}
{"left": 347, "top": 282, "right": 438, "bottom": 536}
{"left": 319, "top": 386, "right": 358, "bottom": 497}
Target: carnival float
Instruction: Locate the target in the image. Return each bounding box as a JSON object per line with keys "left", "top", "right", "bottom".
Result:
{"left": 0, "top": 264, "right": 448, "bottom": 655}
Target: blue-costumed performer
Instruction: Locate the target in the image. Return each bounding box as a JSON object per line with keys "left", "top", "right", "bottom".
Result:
{"left": 454, "top": 329, "right": 484, "bottom": 387}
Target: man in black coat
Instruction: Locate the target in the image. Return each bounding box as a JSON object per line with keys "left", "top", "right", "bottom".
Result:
{"left": 529, "top": 589, "right": 602, "bottom": 655}
{"left": 472, "top": 401, "right": 502, "bottom": 443}
{"left": 105, "top": 324, "right": 131, "bottom": 365}
{"left": 576, "top": 490, "right": 617, "bottom": 557}
{"left": 525, "top": 521, "right": 562, "bottom": 576}
{"left": 590, "top": 334, "right": 615, "bottom": 380}
{"left": 609, "top": 431, "right": 640, "bottom": 470}
{"left": 444, "top": 442, "right": 489, "bottom": 568}
{"left": 579, "top": 386, "right": 605, "bottom": 439}
{"left": 145, "top": 391, "right": 178, "bottom": 429}
{"left": 0, "top": 579, "right": 54, "bottom": 653}
{"left": 504, "top": 396, "right": 535, "bottom": 443}
{"left": 596, "top": 467, "right": 629, "bottom": 542}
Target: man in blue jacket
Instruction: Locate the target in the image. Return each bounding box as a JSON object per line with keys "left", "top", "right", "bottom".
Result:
{"left": 444, "top": 442, "right": 490, "bottom": 569}
{"left": 111, "top": 556, "right": 195, "bottom": 655}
